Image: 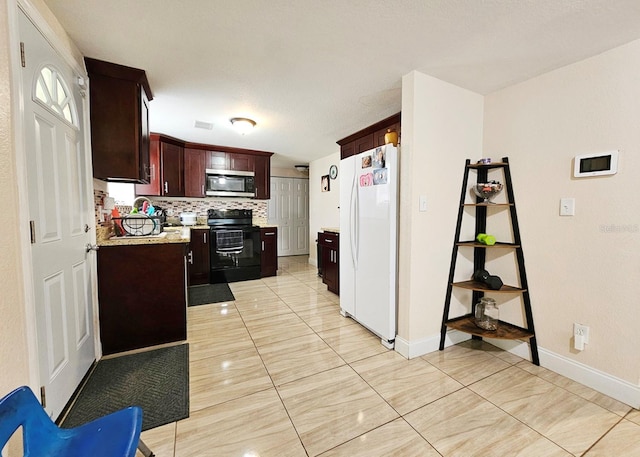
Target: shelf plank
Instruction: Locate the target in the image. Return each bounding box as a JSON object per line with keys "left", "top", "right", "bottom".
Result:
{"left": 452, "top": 280, "right": 526, "bottom": 293}
{"left": 463, "top": 202, "right": 513, "bottom": 207}
{"left": 467, "top": 162, "right": 508, "bottom": 169}
{"left": 445, "top": 315, "right": 534, "bottom": 340}
{"left": 456, "top": 241, "right": 520, "bottom": 248}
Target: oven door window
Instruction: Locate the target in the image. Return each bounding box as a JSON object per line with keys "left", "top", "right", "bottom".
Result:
{"left": 211, "top": 229, "right": 260, "bottom": 268}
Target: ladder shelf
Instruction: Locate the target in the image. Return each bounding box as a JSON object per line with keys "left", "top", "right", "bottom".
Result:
{"left": 438, "top": 157, "right": 539, "bottom": 365}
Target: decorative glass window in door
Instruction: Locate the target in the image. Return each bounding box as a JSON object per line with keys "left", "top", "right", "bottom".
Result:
{"left": 33, "top": 65, "right": 78, "bottom": 127}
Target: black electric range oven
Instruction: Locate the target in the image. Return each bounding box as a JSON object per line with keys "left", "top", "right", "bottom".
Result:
{"left": 208, "top": 209, "right": 261, "bottom": 283}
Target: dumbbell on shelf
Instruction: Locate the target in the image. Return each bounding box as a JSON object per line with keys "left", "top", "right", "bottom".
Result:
{"left": 476, "top": 233, "right": 496, "bottom": 246}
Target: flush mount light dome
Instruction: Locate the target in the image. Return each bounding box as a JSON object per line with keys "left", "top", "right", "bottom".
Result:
{"left": 230, "top": 117, "right": 256, "bottom": 134}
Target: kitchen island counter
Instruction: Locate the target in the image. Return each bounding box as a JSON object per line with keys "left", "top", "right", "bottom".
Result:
{"left": 97, "top": 241, "right": 188, "bottom": 354}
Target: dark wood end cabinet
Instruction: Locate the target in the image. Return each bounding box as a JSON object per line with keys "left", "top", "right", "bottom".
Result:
{"left": 260, "top": 227, "right": 278, "bottom": 277}
{"left": 188, "top": 228, "right": 210, "bottom": 285}
{"left": 318, "top": 231, "right": 339, "bottom": 295}
{"left": 85, "top": 57, "right": 152, "bottom": 183}
{"left": 97, "top": 242, "right": 187, "bottom": 355}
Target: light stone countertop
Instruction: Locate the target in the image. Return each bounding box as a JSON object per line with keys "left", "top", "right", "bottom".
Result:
{"left": 98, "top": 230, "right": 190, "bottom": 247}
{"left": 97, "top": 222, "right": 279, "bottom": 247}
{"left": 322, "top": 227, "right": 340, "bottom": 233}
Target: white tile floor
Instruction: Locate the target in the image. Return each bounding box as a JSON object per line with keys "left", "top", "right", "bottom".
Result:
{"left": 139, "top": 255, "right": 640, "bottom": 456}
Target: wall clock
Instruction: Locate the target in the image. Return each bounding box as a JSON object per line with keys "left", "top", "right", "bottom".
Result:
{"left": 329, "top": 165, "right": 338, "bottom": 179}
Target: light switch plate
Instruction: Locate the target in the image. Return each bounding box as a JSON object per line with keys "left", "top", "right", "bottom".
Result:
{"left": 560, "top": 198, "right": 575, "bottom": 216}
{"left": 419, "top": 196, "right": 427, "bottom": 212}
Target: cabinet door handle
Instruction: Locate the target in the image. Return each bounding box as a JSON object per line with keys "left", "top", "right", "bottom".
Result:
{"left": 164, "top": 181, "right": 169, "bottom": 193}
{"left": 188, "top": 251, "right": 193, "bottom": 264}
{"left": 202, "top": 184, "right": 205, "bottom": 195}
{"left": 325, "top": 239, "right": 333, "bottom": 243}
{"left": 265, "top": 232, "right": 275, "bottom": 236}
{"left": 262, "top": 241, "right": 265, "bottom": 251}
{"left": 203, "top": 232, "right": 207, "bottom": 244}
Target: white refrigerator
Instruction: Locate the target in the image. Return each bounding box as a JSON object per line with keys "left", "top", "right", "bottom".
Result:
{"left": 339, "top": 144, "right": 398, "bottom": 347}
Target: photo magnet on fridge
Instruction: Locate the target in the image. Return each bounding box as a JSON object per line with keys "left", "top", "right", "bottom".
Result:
{"left": 362, "top": 155, "right": 372, "bottom": 168}
{"left": 373, "top": 148, "right": 385, "bottom": 168}
{"left": 373, "top": 168, "right": 388, "bottom": 185}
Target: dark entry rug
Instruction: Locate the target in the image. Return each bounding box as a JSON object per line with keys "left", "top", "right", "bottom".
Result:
{"left": 188, "top": 283, "right": 235, "bottom": 306}
{"left": 61, "top": 344, "right": 189, "bottom": 431}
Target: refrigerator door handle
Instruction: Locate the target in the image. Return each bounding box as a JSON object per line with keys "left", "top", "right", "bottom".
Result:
{"left": 350, "top": 173, "right": 358, "bottom": 269}
{"left": 354, "top": 176, "right": 360, "bottom": 266}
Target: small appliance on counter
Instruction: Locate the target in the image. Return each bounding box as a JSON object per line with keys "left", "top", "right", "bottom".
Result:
{"left": 179, "top": 212, "right": 197, "bottom": 226}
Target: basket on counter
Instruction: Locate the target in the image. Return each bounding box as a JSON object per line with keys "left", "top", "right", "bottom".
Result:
{"left": 113, "top": 215, "right": 163, "bottom": 237}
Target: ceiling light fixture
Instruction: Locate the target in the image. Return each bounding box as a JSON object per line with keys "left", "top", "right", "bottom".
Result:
{"left": 230, "top": 117, "right": 256, "bottom": 134}
{"left": 294, "top": 165, "right": 309, "bottom": 172}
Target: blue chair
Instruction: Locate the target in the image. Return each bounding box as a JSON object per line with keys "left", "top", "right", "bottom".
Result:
{"left": 0, "top": 386, "right": 153, "bottom": 457}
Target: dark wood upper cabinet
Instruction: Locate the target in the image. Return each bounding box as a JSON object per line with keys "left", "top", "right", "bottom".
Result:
{"left": 161, "top": 141, "right": 184, "bottom": 196}
{"left": 208, "top": 151, "right": 227, "bottom": 170}
{"left": 253, "top": 155, "right": 270, "bottom": 199}
{"left": 229, "top": 153, "right": 254, "bottom": 172}
{"left": 138, "top": 135, "right": 273, "bottom": 200}
{"left": 85, "top": 57, "right": 153, "bottom": 183}
{"left": 135, "top": 134, "right": 184, "bottom": 197}
{"left": 337, "top": 112, "right": 401, "bottom": 160}
{"left": 184, "top": 148, "right": 207, "bottom": 197}
{"left": 355, "top": 134, "right": 374, "bottom": 154}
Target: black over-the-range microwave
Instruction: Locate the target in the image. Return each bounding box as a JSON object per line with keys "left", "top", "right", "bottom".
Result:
{"left": 205, "top": 169, "right": 256, "bottom": 197}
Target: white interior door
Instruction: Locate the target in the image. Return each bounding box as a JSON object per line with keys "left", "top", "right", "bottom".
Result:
{"left": 268, "top": 177, "right": 310, "bottom": 256}
{"left": 293, "top": 179, "right": 309, "bottom": 255}
{"left": 19, "top": 9, "right": 95, "bottom": 418}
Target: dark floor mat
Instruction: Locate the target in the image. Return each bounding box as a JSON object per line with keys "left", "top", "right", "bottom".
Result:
{"left": 61, "top": 344, "right": 189, "bottom": 431}
{"left": 188, "top": 283, "right": 235, "bottom": 306}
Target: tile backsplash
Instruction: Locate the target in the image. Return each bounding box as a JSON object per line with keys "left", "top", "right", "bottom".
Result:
{"left": 94, "top": 183, "right": 269, "bottom": 230}
{"left": 148, "top": 198, "right": 268, "bottom": 219}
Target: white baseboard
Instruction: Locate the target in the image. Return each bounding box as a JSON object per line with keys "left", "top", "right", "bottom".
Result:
{"left": 398, "top": 332, "right": 640, "bottom": 408}
{"left": 394, "top": 330, "right": 470, "bottom": 359}
{"left": 308, "top": 257, "right": 317, "bottom": 267}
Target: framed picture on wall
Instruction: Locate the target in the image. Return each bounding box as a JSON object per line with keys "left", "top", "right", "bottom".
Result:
{"left": 321, "top": 174, "right": 330, "bottom": 192}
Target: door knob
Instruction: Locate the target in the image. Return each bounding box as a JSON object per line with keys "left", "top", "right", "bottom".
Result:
{"left": 86, "top": 244, "right": 99, "bottom": 253}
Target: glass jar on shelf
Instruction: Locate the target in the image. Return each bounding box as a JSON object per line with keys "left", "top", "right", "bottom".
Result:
{"left": 475, "top": 297, "right": 499, "bottom": 331}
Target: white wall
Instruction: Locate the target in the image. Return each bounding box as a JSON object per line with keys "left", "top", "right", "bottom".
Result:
{"left": 483, "top": 39, "right": 640, "bottom": 387}
{"left": 396, "top": 71, "right": 484, "bottom": 356}
{"left": 308, "top": 151, "right": 340, "bottom": 265}
{"left": 0, "top": 0, "right": 31, "bottom": 410}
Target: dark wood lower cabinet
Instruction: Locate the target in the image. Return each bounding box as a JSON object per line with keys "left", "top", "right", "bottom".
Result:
{"left": 188, "top": 228, "right": 210, "bottom": 285}
{"left": 318, "top": 231, "right": 339, "bottom": 294}
{"left": 260, "top": 227, "right": 278, "bottom": 277}
{"left": 97, "top": 242, "right": 188, "bottom": 355}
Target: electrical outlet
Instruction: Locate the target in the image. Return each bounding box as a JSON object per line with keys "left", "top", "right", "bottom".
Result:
{"left": 573, "top": 323, "right": 590, "bottom": 350}
{"left": 574, "top": 323, "right": 590, "bottom": 343}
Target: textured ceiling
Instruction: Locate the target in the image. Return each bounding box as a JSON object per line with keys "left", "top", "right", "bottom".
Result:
{"left": 42, "top": 0, "right": 640, "bottom": 167}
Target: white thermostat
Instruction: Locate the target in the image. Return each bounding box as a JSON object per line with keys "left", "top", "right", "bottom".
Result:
{"left": 574, "top": 150, "right": 618, "bottom": 178}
